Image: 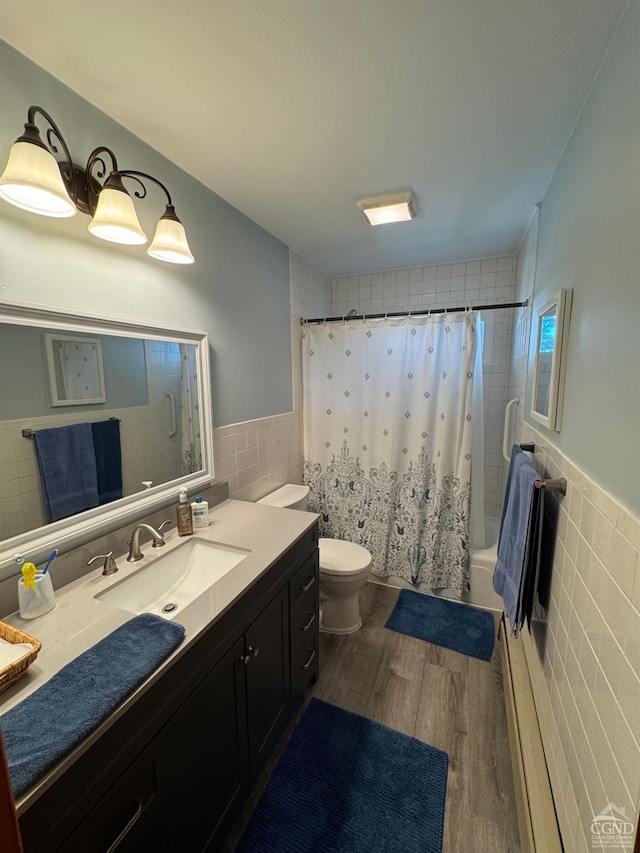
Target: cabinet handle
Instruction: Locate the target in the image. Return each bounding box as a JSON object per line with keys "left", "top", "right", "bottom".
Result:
{"left": 300, "top": 612, "right": 315, "bottom": 632}
{"left": 105, "top": 798, "right": 143, "bottom": 853}
{"left": 240, "top": 646, "right": 259, "bottom": 666}
{"left": 300, "top": 649, "right": 316, "bottom": 670}
{"left": 300, "top": 575, "right": 315, "bottom": 594}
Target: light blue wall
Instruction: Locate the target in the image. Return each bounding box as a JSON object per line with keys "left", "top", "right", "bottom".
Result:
{"left": 0, "top": 326, "right": 148, "bottom": 419}
{"left": 0, "top": 40, "right": 292, "bottom": 427}
{"left": 525, "top": 0, "right": 640, "bottom": 512}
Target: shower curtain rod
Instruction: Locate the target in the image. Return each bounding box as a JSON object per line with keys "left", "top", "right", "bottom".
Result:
{"left": 301, "top": 299, "right": 528, "bottom": 325}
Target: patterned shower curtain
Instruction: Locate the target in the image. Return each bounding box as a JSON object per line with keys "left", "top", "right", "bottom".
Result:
{"left": 179, "top": 344, "right": 202, "bottom": 475}
{"left": 302, "top": 313, "right": 478, "bottom": 595}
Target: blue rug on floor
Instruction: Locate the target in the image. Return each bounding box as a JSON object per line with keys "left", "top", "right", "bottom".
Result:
{"left": 385, "top": 589, "right": 495, "bottom": 661}
{"left": 237, "top": 698, "right": 448, "bottom": 853}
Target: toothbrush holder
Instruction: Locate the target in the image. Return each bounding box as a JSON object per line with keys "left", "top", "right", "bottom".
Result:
{"left": 18, "top": 572, "right": 56, "bottom": 619}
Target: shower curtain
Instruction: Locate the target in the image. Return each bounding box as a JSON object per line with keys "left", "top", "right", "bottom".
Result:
{"left": 302, "top": 313, "right": 478, "bottom": 595}
{"left": 179, "top": 344, "right": 202, "bottom": 474}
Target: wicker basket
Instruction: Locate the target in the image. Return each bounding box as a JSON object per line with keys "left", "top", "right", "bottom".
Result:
{"left": 0, "top": 622, "right": 41, "bottom": 695}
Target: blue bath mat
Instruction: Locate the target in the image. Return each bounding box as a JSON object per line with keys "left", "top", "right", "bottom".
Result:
{"left": 237, "top": 698, "right": 448, "bottom": 853}
{"left": 385, "top": 589, "right": 495, "bottom": 661}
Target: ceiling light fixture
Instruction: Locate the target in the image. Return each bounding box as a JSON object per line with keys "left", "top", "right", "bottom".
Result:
{"left": 0, "top": 106, "right": 194, "bottom": 265}
{"left": 356, "top": 190, "right": 417, "bottom": 226}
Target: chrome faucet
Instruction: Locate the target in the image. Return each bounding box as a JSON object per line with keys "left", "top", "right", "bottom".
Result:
{"left": 127, "top": 521, "right": 171, "bottom": 562}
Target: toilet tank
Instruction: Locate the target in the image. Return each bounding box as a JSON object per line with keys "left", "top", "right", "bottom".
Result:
{"left": 257, "top": 484, "right": 309, "bottom": 511}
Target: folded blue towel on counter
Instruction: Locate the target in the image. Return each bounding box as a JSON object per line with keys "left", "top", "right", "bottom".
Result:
{"left": 33, "top": 423, "right": 100, "bottom": 521}
{"left": 0, "top": 614, "right": 185, "bottom": 798}
{"left": 91, "top": 419, "right": 123, "bottom": 505}
{"left": 493, "top": 445, "right": 542, "bottom": 635}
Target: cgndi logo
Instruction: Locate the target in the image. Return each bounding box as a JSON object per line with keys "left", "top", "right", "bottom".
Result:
{"left": 591, "top": 803, "right": 635, "bottom": 849}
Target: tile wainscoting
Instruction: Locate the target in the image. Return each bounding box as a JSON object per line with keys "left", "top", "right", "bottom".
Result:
{"left": 517, "top": 419, "right": 640, "bottom": 851}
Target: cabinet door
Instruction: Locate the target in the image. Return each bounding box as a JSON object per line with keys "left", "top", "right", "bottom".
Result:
{"left": 159, "top": 636, "right": 249, "bottom": 853}
{"left": 244, "top": 586, "right": 290, "bottom": 778}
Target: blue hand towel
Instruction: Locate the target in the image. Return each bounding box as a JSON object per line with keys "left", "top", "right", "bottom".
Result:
{"left": 33, "top": 423, "right": 100, "bottom": 522}
{"left": 0, "top": 614, "right": 185, "bottom": 798}
{"left": 91, "top": 419, "right": 123, "bottom": 505}
{"left": 493, "top": 446, "right": 541, "bottom": 634}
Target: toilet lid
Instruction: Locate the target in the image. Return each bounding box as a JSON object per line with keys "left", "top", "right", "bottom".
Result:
{"left": 319, "top": 538, "right": 372, "bottom": 576}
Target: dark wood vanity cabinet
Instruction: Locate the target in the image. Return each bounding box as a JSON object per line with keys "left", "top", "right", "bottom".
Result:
{"left": 18, "top": 524, "right": 319, "bottom": 853}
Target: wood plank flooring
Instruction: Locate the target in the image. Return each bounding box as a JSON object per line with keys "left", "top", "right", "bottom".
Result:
{"left": 227, "top": 582, "right": 520, "bottom": 853}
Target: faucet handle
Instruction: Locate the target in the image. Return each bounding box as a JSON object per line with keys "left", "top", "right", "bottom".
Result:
{"left": 88, "top": 551, "right": 118, "bottom": 576}
{"left": 152, "top": 520, "right": 171, "bottom": 547}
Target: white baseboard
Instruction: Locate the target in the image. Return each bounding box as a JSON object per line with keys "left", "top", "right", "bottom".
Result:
{"left": 499, "top": 616, "right": 563, "bottom": 853}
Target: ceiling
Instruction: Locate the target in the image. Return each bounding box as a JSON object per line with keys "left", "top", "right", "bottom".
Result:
{"left": 0, "top": 1, "right": 627, "bottom": 276}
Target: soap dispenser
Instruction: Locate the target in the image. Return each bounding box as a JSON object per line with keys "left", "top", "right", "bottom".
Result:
{"left": 176, "top": 488, "right": 193, "bottom": 536}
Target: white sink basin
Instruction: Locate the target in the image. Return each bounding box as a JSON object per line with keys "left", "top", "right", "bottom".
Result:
{"left": 95, "top": 538, "right": 249, "bottom": 618}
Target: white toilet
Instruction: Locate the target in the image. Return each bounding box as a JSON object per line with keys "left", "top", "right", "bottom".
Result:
{"left": 257, "top": 484, "right": 372, "bottom": 634}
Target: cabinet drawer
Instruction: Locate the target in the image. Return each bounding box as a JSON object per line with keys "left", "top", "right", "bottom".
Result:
{"left": 290, "top": 552, "right": 318, "bottom": 608}
{"left": 290, "top": 583, "right": 318, "bottom": 648}
{"left": 291, "top": 633, "right": 318, "bottom": 697}
{"left": 59, "top": 744, "right": 161, "bottom": 853}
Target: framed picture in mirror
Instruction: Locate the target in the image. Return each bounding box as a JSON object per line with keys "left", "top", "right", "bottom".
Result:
{"left": 44, "top": 333, "right": 107, "bottom": 406}
{"left": 530, "top": 288, "right": 572, "bottom": 431}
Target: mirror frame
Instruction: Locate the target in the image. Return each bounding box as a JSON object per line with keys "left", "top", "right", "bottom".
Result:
{"left": 0, "top": 298, "right": 215, "bottom": 578}
{"left": 530, "top": 288, "right": 572, "bottom": 431}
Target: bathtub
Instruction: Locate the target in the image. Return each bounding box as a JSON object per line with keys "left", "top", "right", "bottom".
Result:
{"left": 370, "top": 516, "right": 504, "bottom": 612}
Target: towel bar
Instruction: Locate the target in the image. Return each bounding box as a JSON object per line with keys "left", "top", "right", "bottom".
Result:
{"left": 516, "top": 443, "right": 566, "bottom": 495}
{"left": 22, "top": 417, "right": 120, "bottom": 439}
{"left": 534, "top": 478, "right": 567, "bottom": 495}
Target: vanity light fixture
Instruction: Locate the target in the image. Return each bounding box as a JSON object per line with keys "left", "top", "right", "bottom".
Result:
{"left": 356, "top": 190, "right": 417, "bottom": 226}
{"left": 0, "top": 105, "right": 195, "bottom": 265}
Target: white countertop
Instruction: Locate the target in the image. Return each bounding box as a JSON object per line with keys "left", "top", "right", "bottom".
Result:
{"left": 0, "top": 498, "right": 317, "bottom": 814}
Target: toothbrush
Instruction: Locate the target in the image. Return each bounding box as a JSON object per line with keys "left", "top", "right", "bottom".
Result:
{"left": 42, "top": 548, "right": 58, "bottom": 575}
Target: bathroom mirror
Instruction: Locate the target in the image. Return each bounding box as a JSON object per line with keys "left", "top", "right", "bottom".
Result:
{"left": 530, "top": 288, "right": 572, "bottom": 431}
{"left": 0, "top": 298, "right": 215, "bottom": 579}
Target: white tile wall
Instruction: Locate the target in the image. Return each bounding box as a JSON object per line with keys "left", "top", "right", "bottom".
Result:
{"left": 333, "top": 256, "right": 517, "bottom": 517}
{"left": 519, "top": 423, "right": 640, "bottom": 852}
{"left": 510, "top": 211, "right": 640, "bottom": 850}
{"left": 211, "top": 250, "right": 332, "bottom": 502}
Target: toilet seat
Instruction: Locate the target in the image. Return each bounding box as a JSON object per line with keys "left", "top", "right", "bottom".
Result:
{"left": 319, "top": 538, "right": 372, "bottom": 576}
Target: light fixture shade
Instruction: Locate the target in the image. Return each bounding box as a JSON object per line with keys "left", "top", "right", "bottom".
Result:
{"left": 0, "top": 140, "right": 77, "bottom": 218}
{"left": 357, "top": 190, "right": 416, "bottom": 226}
{"left": 88, "top": 178, "right": 147, "bottom": 245}
{"left": 147, "top": 206, "right": 194, "bottom": 265}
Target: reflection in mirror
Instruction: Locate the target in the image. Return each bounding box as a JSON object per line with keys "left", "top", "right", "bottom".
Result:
{"left": 533, "top": 303, "right": 556, "bottom": 418}
{"left": 0, "top": 300, "right": 213, "bottom": 578}
{"left": 530, "top": 289, "right": 572, "bottom": 431}
{"left": 44, "top": 333, "right": 106, "bottom": 406}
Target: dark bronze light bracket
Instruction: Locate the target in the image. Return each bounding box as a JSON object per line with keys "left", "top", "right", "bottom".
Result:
{"left": 23, "top": 105, "right": 175, "bottom": 217}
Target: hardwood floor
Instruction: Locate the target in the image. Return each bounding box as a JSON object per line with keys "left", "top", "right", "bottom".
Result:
{"left": 228, "top": 582, "right": 521, "bottom": 853}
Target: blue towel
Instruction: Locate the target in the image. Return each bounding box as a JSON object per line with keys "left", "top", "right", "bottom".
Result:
{"left": 0, "top": 614, "right": 185, "bottom": 798}
{"left": 33, "top": 424, "right": 100, "bottom": 522}
{"left": 493, "top": 445, "right": 542, "bottom": 635}
{"left": 91, "top": 419, "right": 123, "bottom": 505}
